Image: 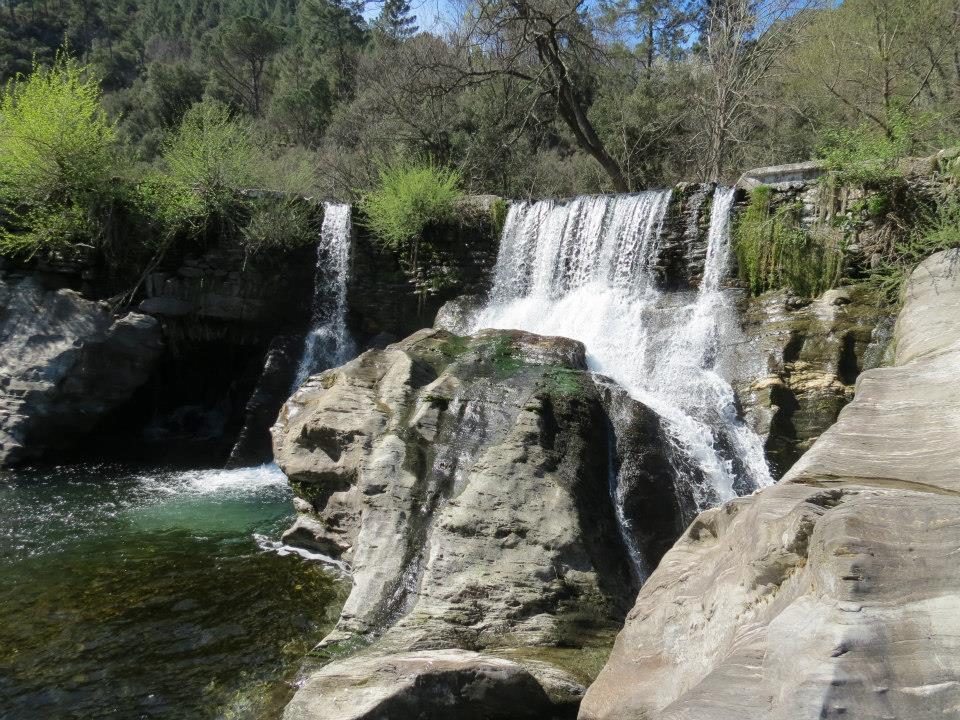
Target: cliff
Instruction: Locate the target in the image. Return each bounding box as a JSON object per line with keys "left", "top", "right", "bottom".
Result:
{"left": 579, "top": 248, "right": 960, "bottom": 720}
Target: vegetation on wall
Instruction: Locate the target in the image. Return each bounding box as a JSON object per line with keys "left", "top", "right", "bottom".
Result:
{"left": 733, "top": 186, "right": 845, "bottom": 298}
{"left": 867, "top": 197, "right": 960, "bottom": 305}
{"left": 360, "top": 160, "right": 463, "bottom": 251}
{"left": 0, "top": 53, "right": 118, "bottom": 256}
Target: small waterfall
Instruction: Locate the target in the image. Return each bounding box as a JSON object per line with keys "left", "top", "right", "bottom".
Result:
{"left": 293, "top": 203, "right": 355, "bottom": 388}
{"left": 471, "top": 188, "right": 771, "bottom": 534}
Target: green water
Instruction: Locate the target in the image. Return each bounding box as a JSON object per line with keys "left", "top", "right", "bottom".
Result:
{"left": 0, "top": 464, "right": 345, "bottom": 720}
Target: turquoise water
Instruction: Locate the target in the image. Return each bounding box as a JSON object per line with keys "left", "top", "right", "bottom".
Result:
{"left": 0, "top": 464, "right": 344, "bottom": 720}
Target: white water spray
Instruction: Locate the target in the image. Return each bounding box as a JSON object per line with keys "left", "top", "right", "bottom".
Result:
{"left": 471, "top": 188, "right": 771, "bottom": 519}
{"left": 293, "top": 202, "right": 355, "bottom": 388}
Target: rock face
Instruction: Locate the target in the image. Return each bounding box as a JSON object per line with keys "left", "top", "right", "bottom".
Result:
{"left": 0, "top": 272, "right": 163, "bottom": 466}
{"left": 139, "top": 241, "right": 315, "bottom": 334}
{"left": 227, "top": 334, "right": 302, "bottom": 467}
{"left": 725, "top": 286, "right": 889, "bottom": 478}
{"left": 347, "top": 215, "right": 499, "bottom": 344}
{"left": 579, "top": 249, "right": 960, "bottom": 720}
{"left": 273, "top": 327, "right": 679, "bottom": 718}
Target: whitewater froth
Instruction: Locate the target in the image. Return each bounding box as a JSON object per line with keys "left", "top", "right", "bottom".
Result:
{"left": 471, "top": 188, "right": 772, "bottom": 515}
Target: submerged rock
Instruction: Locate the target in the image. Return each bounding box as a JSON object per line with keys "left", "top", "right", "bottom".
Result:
{"left": 0, "top": 273, "right": 162, "bottom": 466}
{"left": 272, "top": 326, "right": 678, "bottom": 717}
{"left": 579, "top": 249, "right": 960, "bottom": 720}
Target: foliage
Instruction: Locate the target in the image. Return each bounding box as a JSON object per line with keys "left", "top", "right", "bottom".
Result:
{"left": 0, "top": 52, "right": 117, "bottom": 256}
{"left": 867, "top": 197, "right": 960, "bottom": 305}
{"left": 374, "top": 0, "right": 419, "bottom": 41}
{"left": 360, "top": 160, "right": 464, "bottom": 250}
{"left": 241, "top": 196, "right": 318, "bottom": 253}
{"left": 138, "top": 101, "right": 260, "bottom": 239}
{"left": 733, "top": 185, "right": 845, "bottom": 298}
{"left": 489, "top": 197, "right": 510, "bottom": 236}
{"left": 817, "top": 112, "right": 926, "bottom": 187}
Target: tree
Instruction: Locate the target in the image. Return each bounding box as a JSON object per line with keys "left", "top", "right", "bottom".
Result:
{"left": 787, "top": 0, "right": 960, "bottom": 138}
{"left": 449, "top": 0, "right": 631, "bottom": 191}
{"left": 694, "top": 0, "right": 821, "bottom": 181}
{"left": 375, "top": 0, "right": 419, "bottom": 41}
{"left": 208, "top": 15, "right": 286, "bottom": 116}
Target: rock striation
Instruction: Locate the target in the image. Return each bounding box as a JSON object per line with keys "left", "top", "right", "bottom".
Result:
{"left": 272, "top": 327, "right": 679, "bottom": 718}
{"left": 579, "top": 248, "right": 960, "bottom": 720}
{"left": 0, "top": 272, "right": 163, "bottom": 466}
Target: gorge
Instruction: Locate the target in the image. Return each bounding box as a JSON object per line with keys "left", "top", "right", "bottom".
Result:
{"left": 2, "top": 162, "right": 958, "bottom": 720}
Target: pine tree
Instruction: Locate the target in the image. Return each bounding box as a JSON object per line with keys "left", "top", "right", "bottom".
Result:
{"left": 374, "top": 0, "right": 418, "bottom": 42}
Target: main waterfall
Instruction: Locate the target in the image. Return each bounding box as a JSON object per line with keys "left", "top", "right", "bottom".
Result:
{"left": 470, "top": 188, "right": 772, "bottom": 514}
{"left": 293, "top": 202, "right": 355, "bottom": 388}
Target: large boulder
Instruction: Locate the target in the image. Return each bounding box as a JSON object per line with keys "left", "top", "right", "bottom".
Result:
{"left": 283, "top": 649, "right": 581, "bottom": 720}
{"left": 0, "top": 273, "right": 163, "bottom": 466}
{"left": 579, "top": 249, "right": 960, "bottom": 720}
{"left": 273, "top": 327, "right": 678, "bottom": 718}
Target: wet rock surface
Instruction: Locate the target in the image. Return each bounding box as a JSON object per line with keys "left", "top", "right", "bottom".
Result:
{"left": 272, "top": 327, "right": 679, "bottom": 718}
{"left": 0, "top": 272, "right": 163, "bottom": 466}
{"left": 724, "top": 286, "right": 889, "bottom": 478}
{"left": 579, "top": 249, "right": 960, "bottom": 720}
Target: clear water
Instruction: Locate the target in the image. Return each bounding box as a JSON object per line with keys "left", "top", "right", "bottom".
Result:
{"left": 0, "top": 464, "right": 344, "bottom": 720}
{"left": 471, "top": 189, "right": 772, "bottom": 519}
{"left": 294, "top": 202, "right": 355, "bottom": 388}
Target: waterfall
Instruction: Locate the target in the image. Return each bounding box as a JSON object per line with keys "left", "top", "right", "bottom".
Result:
{"left": 470, "top": 188, "right": 772, "bottom": 524}
{"left": 293, "top": 203, "right": 355, "bottom": 388}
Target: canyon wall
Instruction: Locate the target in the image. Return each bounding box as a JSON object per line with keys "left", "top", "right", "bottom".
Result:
{"left": 579, "top": 247, "right": 960, "bottom": 720}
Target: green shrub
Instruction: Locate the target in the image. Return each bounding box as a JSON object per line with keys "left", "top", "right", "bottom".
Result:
{"left": 360, "top": 160, "right": 463, "bottom": 250}
{"left": 868, "top": 197, "right": 960, "bottom": 305}
{"left": 816, "top": 111, "right": 924, "bottom": 187}
{"left": 240, "top": 196, "right": 318, "bottom": 253}
{"left": 489, "top": 197, "right": 509, "bottom": 236}
{"left": 0, "top": 51, "right": 118, "bottom": 256}
{"left": 734, "top": 185, "right": 845, "bottom": 298}
{"left": 137, "top": 100, "right": 261, "bottom": 239}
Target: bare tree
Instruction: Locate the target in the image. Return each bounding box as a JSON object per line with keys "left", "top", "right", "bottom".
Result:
{"left": 695, "top": 0, "right": 820, "bottom": 181}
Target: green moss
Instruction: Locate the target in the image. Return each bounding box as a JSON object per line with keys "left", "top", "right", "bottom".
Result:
{"left": 490, "top": 336, "right": 522, "bottom": 376}
{"left": 541, "top": 367, "right": 583, "bottom": 397}
{"left": 489, "top": 197, "right": 509, "bottom": 236}
{"left": 438, "top": 333, "right": 469, "bottom": 359}
{"left": 733, "top": 185, "right": 845, "bottom": 298}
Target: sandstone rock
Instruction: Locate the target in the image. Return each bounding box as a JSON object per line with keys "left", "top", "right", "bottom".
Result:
{"left": 579, "top": 249, "right": 960, "bottom": 720}
{"left": 273, "top": 327, "right": 678, "bottom": 717}
{"left": 227, "top": 334, "right": 302, "bottom": 467}
{"left": 283, "top": 649, "right": 581, "bottom": 720}
{"left": 434, "top": 294, "right": 484, "bottom": 334}
{"left": 0, "top": 273, "right": 163, "bottom": 466}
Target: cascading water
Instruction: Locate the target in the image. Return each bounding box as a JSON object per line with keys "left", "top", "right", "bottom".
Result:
{"left": 470, "top": 188, "right": 772, "bottom": 529}
{"left": 293, "top": 202, "right": 355, "bottom": 388}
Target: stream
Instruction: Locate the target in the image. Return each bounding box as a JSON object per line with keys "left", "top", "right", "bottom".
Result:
{"left": 0, "top": 464, "right": 345, "bottom": 720}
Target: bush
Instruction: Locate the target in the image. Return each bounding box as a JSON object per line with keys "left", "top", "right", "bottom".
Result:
{"left": 868, "top": 197, "right": 960, "bottom": 305}
{"left": 0, "top": 51, "right": 118, "bottom": 256}
{"left": 816, "top": 111, "right": 926, "bottom": 187}
{"left": 137, "top": 100, "right": 261, "bottom": 239}
{"left": 241, "top": 196, "right": 318, "bottom": 253}
{"left": 360, "top": 160, "right": 463, "bottom": 250}
{"left": 734, "top": 185, "right": 845, "bottom": 298}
